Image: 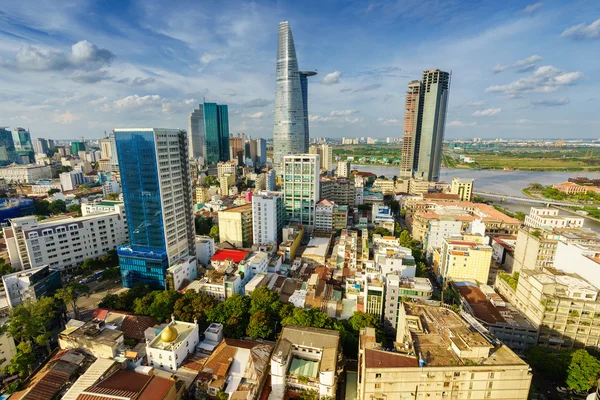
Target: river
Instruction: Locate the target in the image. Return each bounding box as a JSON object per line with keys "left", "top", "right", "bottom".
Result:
{"left": 352, "top": 165, "right": 600, "bottom": 231}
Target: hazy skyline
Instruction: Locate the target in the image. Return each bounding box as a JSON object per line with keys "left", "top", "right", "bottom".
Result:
{"left": 0, "top": 0, "right": 599, "bottom": 140}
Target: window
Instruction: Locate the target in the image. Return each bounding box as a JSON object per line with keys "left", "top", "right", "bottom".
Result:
{"left": 375, "top": 383, "right": 381, "bottom": 389}
{"left": 375, "top": 373, "right": 381, "bottom": 378}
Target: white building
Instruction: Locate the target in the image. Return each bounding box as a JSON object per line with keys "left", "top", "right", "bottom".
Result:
{"left": 524, "top": 207, "right": 584, "bottom": 229}
{"left": 336, "top": 160, "right": 350, "bottom": 178}
{"left": 2, "top": 265, "right": 61, "bottom": 308}
{"left": 146, "top": 317, "right": 199, "bottom": 372}
{"left": 167, "top": 256, "right": 198, "bottom": 291}
{"left": 309, "top": 144, "right": 332, "bottom": 171}
{"left": 239, "top": 251, "right": 269, "bottom": 284}
{"left": 283, "top": 154, "right": 320, "bottom": 228}
{"left": 81, "top": 200, "right": 123, "bottom": 216}
{"left": 3, "top": 206, "right": 128, "bottom": 271}
{"left": 60, "top": 170, "right": 86, "bottom": 191}
{"left": 372, "top": 235, "right": 416, "bottom": 277}
{"left": 425, "top": 216, "right": 462, "bottom": 256}
{"left": 383, "top": 275, "right": 433, "bottom": 331}
{"left": 195, "top": 235, "right": 215, "bottom": 266}
{"left": 315, "top": 199, "right": 335, "bottom": 231}
{"left": 269, "top": 326, "right": 341, "bottom": 400}
{"left": 102, "top": 180, "right": 121, "bottom": 197}
{"left": 252, "top": 191, "right": 285, "bottom": 245}
{"left": 554, "top": 241, "right": 600, "bottom": 289}
{"left": 29, "top": 180, "right": 62, "bottom": 194}
{"left": 217, "top": 160, "right": 237, "bottom": 181}
{"left": 0, "top": 164, "right": 51, "bottom": 183}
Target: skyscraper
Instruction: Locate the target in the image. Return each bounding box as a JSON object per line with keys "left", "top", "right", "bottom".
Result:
{"left": 309, "top": 144, "right": 332, "bottom": 171}
{"left": 189, "top": 103, "right": 230, "bottom": 166}
{"left": 399, "top": 69, "right": 450, "bottom": 182}
{"left": 11, "top": 128, "right": 32, "bottom": 151}
{"left": 0, "top": 127, "right": 18, "bottom": 165}
{"left": 32, "top": 138, "right": 49, "bottom": 155}
{"left": 256, "top": 138, "right": 267, "bottom": 167}
{"left": 252, "top": 191, "right": 285, "bottom": 245}
{"left": 114, "top": 128, "right": 195, "bottom": 289}
{"left": 282, "top": 154, "right": 320, "bottom": 227}
{"left": 273, "top": 21, "right": 315, "bottom": 171}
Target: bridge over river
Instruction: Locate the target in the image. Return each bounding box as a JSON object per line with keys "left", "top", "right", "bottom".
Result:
{"left": 473, "top": 191, "right": 600, "bottom": 208}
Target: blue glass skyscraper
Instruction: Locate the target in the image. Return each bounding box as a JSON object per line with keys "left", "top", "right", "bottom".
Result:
{"left": 114, "top": 128, "right": 195, "bottom": 289}
{"left": 0, "top": 127, "right": 18, "bottom": 165}
{"left": 188, "top": 102, "right": 229, "bottom": 167}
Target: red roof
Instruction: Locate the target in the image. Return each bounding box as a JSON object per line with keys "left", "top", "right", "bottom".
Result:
{"left": 211, "top": 249, "right": 249, "bottom": 263}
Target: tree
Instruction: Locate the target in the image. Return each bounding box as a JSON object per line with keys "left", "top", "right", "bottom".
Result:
{"left": 106, "top": 192, "right": 120, "bottom": 200}
{"left": 54, "top": 283, "right": 90, "bottom": 320}
{"left": 67, "top": 204, "right": 82, "bottom": 215}
{"left": 0, "top": 261, "right": 16, "bottom": 276}
{"left": 246, "top": 310, "right": 273, "bottom": 339}
{"left": 389, "top": 200, "right": 400, "bottom": 216}
{"left": 281, "top": 307, "right": 334, "bottom": 330}
{"left": 399, "top": 230, "right": 412, "bottom": 248}
{"left": 48, "top": 199, "right": 67, "bottom": 215}
{"left": 250, "top": 287, "right": 281, "bottom": 316}
{"left": 173, "top": 291, "right": 217, "bottom": 329}
{"left": 215, "top": 391, "right": 229, "bottom": 400}
{"left": 98, "top": 293, "right": 120, "bottom": 309}
{"left": 373, "top": 227, "right": 391, "bottom": 236}
{"left": 47, "top": 188, "right": 60, "bottom": 195}
{"left": 33, "top": 199, "right": 50, "bottom": 216}
{"left": 195, "top": 216, "right": 214, "bottom": 235}
{"left": 7, "top": 297, "right": 63, "bottom": 354}
{"left": 133, "top": 292, "right": 158, "bottom": 316}
{"left": 299, "top": 389, "right": 320, "bottom": 400}
{"left": 4, "top": 341, "right": 35, "bottom": 377}
{"left": 146, "top": 290, "right": 182, "bottom": 322}
{"left": 207, "top": 294, "right": 251, "bottom": 338}
{"left": 348, "top": 311, "right": 379, "bottom": 333}
{"left": 566, "top": 349, "right": 600, "bottom": 391}
{"left": 203, "top": 175, "right": 219, "bottom": 188}
{"left": 209, "top": 225, "right": 220, "bottom": 241}
{"left": 101, "top": 266, "right": 120, "bottom": 281}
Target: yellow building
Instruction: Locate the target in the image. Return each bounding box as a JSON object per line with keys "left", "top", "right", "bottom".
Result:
{"left": 195, "top": 186, "right": 210, "bottom": 204}
{"left": 220, "top": 174, "right": 236, "bottom": 196}
{"left": 358, "top": 303, "right": 532, "bottom": 400}
{"left": 218, "top": 204, "right": 253, "bottom": 248}
{"left": 440, "top": 233, "right": 492, "bottom": 284}
{"left": 496, "top": 267, "right": 600, "bottom": 351}
{"left": 450, "top": 177, "right": 474, "bottom": 201}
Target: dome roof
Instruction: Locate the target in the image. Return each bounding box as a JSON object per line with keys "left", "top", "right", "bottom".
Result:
{"left": 160, "top": 325, "right": 178, "bottom": 342}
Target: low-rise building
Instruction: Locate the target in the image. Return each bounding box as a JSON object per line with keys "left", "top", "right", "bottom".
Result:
{"left": 301, "top": 236, "right": 331, "bottom": 265}
{"left": 371, "top": 234, "right": 415, "bottom": 277}
{"left": 218, "top": 203, "right": 253, "bottom": 248}
{"left": 553, "top": 181, "right": 600, "bottom": 195}
{"left": 2, "top": 265, "right": 62, "bottom": 308}
{"left": 59, "top": 318, "right": 125, "bottom": 358}
{"left": 371, "top": 203, "right": 395, "bottom": 231}
{"left": 524, "top": 207, "right": 584, "bottom": 229}
{"left": 450, "top": 177, "right": 474, "bottom": 201}
{"left": 60, "top": 170, "right": 86, "bottom": 191}
{"left": 195, "top": 235, "right": 216, "bottom": 266}
{"left": 146, "top": 317, "right": 199, "bottom": 372}
{"left": 491, "top": 235, "right": 517, "bottom": 271}
{"left": 279, "top": 223, "right": 304, "bottom": 262}
{"left": 373, "top": 178, "right": 395, "bottom": 195}
{"left": 0, "top": 164, "right": 51, "bottom": 183}
{"left": 358, "top": 303, "right": 532, "bottom": 400}
{"left": 4, "top": 206, "right": 128, "bottom": 271}
{"left": 454, "top": 281, "right": 538, "bottom": 354}
{"left": 269, "top": 326, "right": 342, "bottom": 400}
{"left": 554, "top": 241, "right": 600, "bottom": 289}
{"left": 166, "top": 256, "right": 198, "bottom": 291}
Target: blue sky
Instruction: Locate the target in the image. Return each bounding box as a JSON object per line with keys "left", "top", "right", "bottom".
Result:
{"left": 0, "top": 0, "right": 599, "bottom": 140}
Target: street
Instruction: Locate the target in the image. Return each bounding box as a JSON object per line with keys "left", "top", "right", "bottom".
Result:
{"left": 75, "top": 280, "right": 128, "bottom": 320}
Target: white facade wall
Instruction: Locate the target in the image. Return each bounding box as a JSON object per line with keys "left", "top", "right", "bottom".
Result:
{"left": 426, "top": 218, "right": 462, "bottom": 255}
{"left": 336, "top": 161, "right": 350, "bottom": 178}
{"left": 0, "top": 165, "right": 52, "bottom": 183}
{"left": 60, "top": 170, "right": 86, "bottom": 191}
{"left": 524, "top": 207, "right": 584, "bottom": 229}
{"left": 554, "top": 241, "right": 600, "bottom": 290}
{"left": 102, "top": 180, "right": 121, "bottom": 196}
{"left": 146, "top": 321, "right": 199, "bottom": 372}
{"left": 315, "top": 202, "right": 334, "bottom": 231}
{"left": 195, "top": 236, "right": 215, "bottom": 266}
{"left": 252, "top": 192, "right": 284, "bottom": 245}
{"left": 167, "top": 257, "right": 198, "bottom": 291}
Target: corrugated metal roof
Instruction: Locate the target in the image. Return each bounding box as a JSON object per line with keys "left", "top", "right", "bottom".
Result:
{"left": 62, "top": 358, "right": 116, "bottom": 400}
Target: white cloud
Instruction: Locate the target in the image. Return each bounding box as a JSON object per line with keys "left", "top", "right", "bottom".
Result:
{"left": 523, "top": 2, "right": 543, "bottom": 13}
{"left": 465, "top": 101, "right": 485, "bottom": 106}
{"left": 486, "top": 65, "right": 583, "bottom": 95}
{"left": 54, "top": 111, "right": 79, "bottom": 124}
{"left": 244, "top": 111, "right": 266, "bottom": 119}
{"left": 531, "top": 97, "right": 570, "bottom": 107}
{"left": 330, "top": 109, "right": 358, "bottom": 117}
{"left": 449, "top": 120, "right": 477, "bottom": 127}
{"left": 322, "top": 71, "right": 341, "bottom": 85}
{"left": 516, "top": 119, "right": 530, "bottom": 124}
{"left": 200, "top": 53, "right": 225, "bottom": 64}
{"left": 243, "top": 98, "right": 271, "bottom": 108}
{"left": 473, "top": 108, "right": 501, "bottom": 116}
{"left": 14, "top": 40, "right": 114, "bottom": 72}
{"left": 561, "top": 19, "right": 600, "bottom": 40}
{"left": 492, "top": 55, "right": 542, "bottom": 74}
{"left": 344, "top": 117, "right": 362, "bottom": 124}
{"left": 378, "top": 118, "right": 399, "bottom": 126}
{"left": 99, "top": 94, "right": 195, "bottom": 115}
{"left": 308, "top": 115, "right": 332, "bottom": 122}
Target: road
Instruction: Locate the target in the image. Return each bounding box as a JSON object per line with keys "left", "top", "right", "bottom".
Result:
{"left": 75, "top": 280, "right": 128, "bottom": 320}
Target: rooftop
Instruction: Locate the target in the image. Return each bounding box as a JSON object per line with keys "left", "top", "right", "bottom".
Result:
{"left": 211, "top": 249, "right": 250, "bottom": 263}
{"left": 220, "top": 203, "right": 253, "bottom": 213}
{"left": 148, "top": 320, "right": 197, "bottom": 351}
{"left": 273, "top": 326, "right": 340, "bottom": 373}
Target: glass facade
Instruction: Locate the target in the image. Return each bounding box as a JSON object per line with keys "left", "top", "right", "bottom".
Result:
{"left": 71, "top": 141, "right": 86, "bottom": 155}
{"left": 11, "top": 128, "right": 32, "bottom": 151}
{"left": 0, "top": 128, "right": 18, "bottom": 165}
{"left": 204, "top": 103, "right": 230, "bottom": 166}
{"left": 114, "top": 130, "right": 168, "bottom": 289}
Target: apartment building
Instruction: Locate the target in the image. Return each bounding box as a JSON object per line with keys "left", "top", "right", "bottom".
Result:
{"left": 2, "top": 265, "right": 62, "bottom": 308}
{"left": 282, "top": 154, "right": 320, "bottom": 228}
{"left": 270, "top": 326, "right": 342, "bottom": 399}
{"left": 524, "top": 207, "right": 584, "bottom": 229}
{"left": 336, "top": 229, "right": 369, "bottom": 270}
{"left": 450, "top": 177, "right": 474, "bottom": 201}
{"left": 439, "top": 233, "right": 492, "bottom": 284}
{"left": 383, "top": 275, "right": 433, "bottom": 331}
{"left": 4, "top": 206, "right": 128, "bottom": 271}
{"left": 218, "top": 204, "right": 253, "bottom": 248}
{"left": 60, "top": 170, "right": 85, "bottom": 191}
{"left": 497, "top": 267, "right": 600, "bottom": 350}
{"left": 336, "top": 160, "right": 350, "bottom": 178}
{"left": 252, "top": 191, "right": 285, "bottom": 245}
{"left": 426, "top": 216, "right": 462, "bottom": 256}
{"left": 358, "top": 303, "right": 532, "bottom": 400}
{"left": 320, "top": 176, "right": 355, "bottom": 206}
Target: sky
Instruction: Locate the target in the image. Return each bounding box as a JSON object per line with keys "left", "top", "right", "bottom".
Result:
{"left": 0, "top": 0, "right": 599, "bottom": 141}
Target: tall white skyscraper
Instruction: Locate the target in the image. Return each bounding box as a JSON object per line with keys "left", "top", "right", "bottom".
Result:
{"left": 400, "top": 69, "right": 450, "bottom": 182}
{"left": 273, "top": 21, "right": 316, "bottom": 172}
{"left": 282, "top": 154, "right": 320, "bottom": 227}
{"left": 252, "top": 191, "right": 285, "bottom": 245}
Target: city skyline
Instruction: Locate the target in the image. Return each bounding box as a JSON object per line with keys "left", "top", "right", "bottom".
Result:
{"left": 0, "top": 1, "right": 598, "bottom": 140}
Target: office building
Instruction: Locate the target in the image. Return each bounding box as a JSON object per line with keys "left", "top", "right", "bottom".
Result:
{"left": 108, "top": 131, "right": 119, "bottom": 173}
{"left": 146, "top": 317, "right": 199, "bottom": 372}
{"left": 336, "top": 160, "right": 350, "bottom": 178}
{"left": 309, "top": 144, "right": 332, "bottom": 171}
{"left": 245, "top": 138, "right": 257, "bottom": 166}
{"left": 3, "top": 205, "right": 128, "bottom": 271}
{"left": 32, "top": 138, "right": 49, "bottom": 154}
{"left": 450, "top": 177, "right": 474, "bottom": 201}
{"left": 497, "top": 267, "right": 600, "bottom": 351}
{"left": 70, "top": 141, "right": 86, "bottom": 155}
{"left": 524, "top": 207, "right": 584, "bottom": 229}
{"left": 270, "top": 326, "right": 341, "bottom": 400}
{"left": 256, "top": 137, "right": 267, "bottom": 167}
{"left": 252, "top": 191, "right": 285, "bottom": 245}
{"left": 0, "top": 164, "right": 51, "bottom": 183}
{"left": 12, "top": 127, "right": 32, "bottom": 151}
{"left": 399, "top": 70, "right": 450, "bottom": 182}
{"left": 2, "top": 265, "right": 62, "bottom": 308}
{"left": 100, "top": 137, "right": 112, "bottom": 159}
{"left": 439, "top": 233, "right": 492, "bottom": 284}
{"left": 358, "top": 304, "right": 532, "bottom": 400}
{"left": 60, "top": 170, "right": 85, "bottom": 191}
{"left": 0, "top": 127, "right": 18, "bottom": 164}
{"left": 273, "top": 21, "right": 315, "bottom": 170}
{"left": 229, "top": 136, "right": 245, "bottom": 165}
{"left": 114, "top": 128, "right": 195, "bottom": 289}
{"left": 189, "top": 102, "right": 230, "bottom": 166}
{"left": 282, "top": 154, "right": 320, "bottom": 227}
{"left": 266, "top": 169, "right": 277, "bottom": 191}
{"left": 218, "top": 204, "right": 253, "bottom": 248}
{"left": 217, "top": 160, "right": 237, "bottom": 181}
